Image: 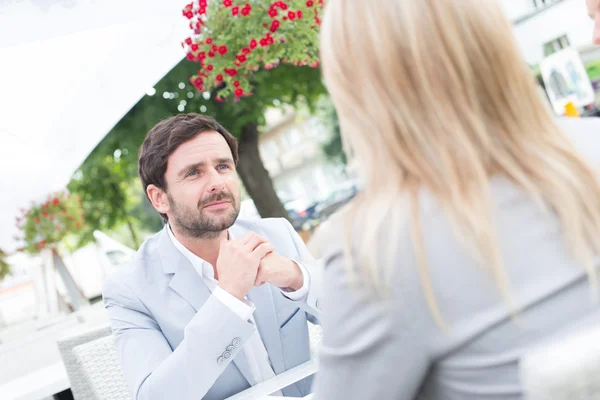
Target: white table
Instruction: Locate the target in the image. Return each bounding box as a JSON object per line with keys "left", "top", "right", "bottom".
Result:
{"left": 0, "top": 304, "right": 109, "bottom": 400}
{"left": 0, "top": 362, "right": 69, "bottom": 400}
{"left": 226, "top": 360, "right": 317, "bottom": 400}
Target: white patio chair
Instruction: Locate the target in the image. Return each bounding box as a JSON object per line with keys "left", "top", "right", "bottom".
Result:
{"left": 72, "top": 334, "right": 132, "bottom": 400}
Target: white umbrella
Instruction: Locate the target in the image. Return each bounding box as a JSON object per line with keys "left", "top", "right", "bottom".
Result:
{"left": 0, "top": 0, "right": 189, "bottom": 252}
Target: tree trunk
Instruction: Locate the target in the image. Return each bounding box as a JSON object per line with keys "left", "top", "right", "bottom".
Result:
{"left": 236, "top": 122, "right": 290, "bottom": 220}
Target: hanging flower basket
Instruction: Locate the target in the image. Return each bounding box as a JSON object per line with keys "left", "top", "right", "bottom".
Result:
{"left": 181, "top": 0, "right": 324, "bottom": 100}
{"left": 15, "top": 191, "right": 86, "bottom": 254}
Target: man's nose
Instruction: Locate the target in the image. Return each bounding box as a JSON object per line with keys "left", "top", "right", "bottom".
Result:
{"left": 207, "top": 170, "right": 226, "bottom": 193}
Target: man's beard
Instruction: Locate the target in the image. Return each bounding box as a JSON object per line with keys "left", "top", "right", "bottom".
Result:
{"left": 168, "top": 190, "right": 240, "bottom": 239}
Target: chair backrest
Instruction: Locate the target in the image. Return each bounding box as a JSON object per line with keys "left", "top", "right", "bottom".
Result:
{"left": 73, "top": 335, "right": 132, "bottom": 400}
{"left": 520, "top": 324, "right": 600, "bottom": 400}
{"left": 57, "top": 324, "right": 112, "bottom": 400}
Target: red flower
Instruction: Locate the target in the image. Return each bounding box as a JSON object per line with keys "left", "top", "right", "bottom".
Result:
{"left": 235, "top": 88, "right": 244, "bottom": 97}
{"left": 206, "top": 38, "right": 213, "bottom": 44}
{"left": 232, "top": 6, "right": 239, "bottom": 15}
{"left": 298, "top": 10, "right": 303, "bottom": 19}
{"left": 315, "top": 16, "right": 321, "bottom": 25}
{"left": 206, "top": 64, "right": 214, "bottom": 71}
{"left": 42, "top": 211, "right": 49, "bottom": 217}
{"left": 191, "top": 43, "right": 199, "bottom": 52}
{"left": 184, "top": 11, "right": 194, "bottom": 19}
{"left": 249, "top": 39, "right": 258, "bottom": 49}
{"left": 241, "top": 5, "right": 251, "bottom": 16}
{"left": 35, "top": 217, "right": 40, "bottom": 224}
{"left": 237, "top": 54, "right": 247, "bottom": 63}
{"left": 233, "top": 80, "right": 240, "bottom": 87}
{"left": 227, "top": 68, "right": 239, "bottom": 77}
{"left": 270, "top": 20, "right": 280, "bottom": 32}
{"left": 199, "top": 0, "right": 207, "bottom": 7}
{"left": 185, "top": 37, "right": 193, "bottom": 45}
{"left": 223, "top": 0, "right": 232, "bottom": 7}
{"left": 218, "top": 45, "right": 228, "bottom": 55}
{"left": 260, "top": 38, "right": 268, "bottom": 47}
{"left": 76, "top": 222, "right": 81, "bottom": 228}
{"left": 215, "top": 97, "right": 224, "bottom": 103}
{"left": 216, "top": 74, "right": 224, "bottom": 82}
{"left": 268, "top": 8, "right": 278, "bottom": 17}
{"left": 194, "top": 77, "right": 204, "bottom": 86}
{"left": 208, "top": 51, "right": 215, "bottom": 58}
{"left": 267, "top": 35, "right": 274, "bottom": 45}
{"left": 40, "top": 239, "right": 46, "bottom": 246}
{"left": 279, "top": 1, "right": 288, "bottom": 10}
{"left": 306, "top": 0, "right": 313, "bottom": 6}
{"left": 288, "top": 11, "right": 296, "bottom": 20}
{"left": 198, "top": 7, "right": 206, "bottom": 14}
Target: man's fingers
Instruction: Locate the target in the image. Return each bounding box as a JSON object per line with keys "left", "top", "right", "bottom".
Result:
{"left": 254, "top": 271, "right": 266, "bottom": 286}
{"left": 252, "top": 242, "right": 275, "bottom": 260}
{"left": 244, "top": 234, "right": 269, "bottom": 252}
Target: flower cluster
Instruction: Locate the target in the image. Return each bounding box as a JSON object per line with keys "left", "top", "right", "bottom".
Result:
{"left": 181, "top": 0, "right": 324, "bottom": 100}
{"left": 14, "top": 191, "right": 86, "bottom": 254}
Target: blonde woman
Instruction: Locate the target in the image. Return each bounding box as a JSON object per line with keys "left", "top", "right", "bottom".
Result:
{"left": 312, "top": 0, "right": 600, "bottom": 399}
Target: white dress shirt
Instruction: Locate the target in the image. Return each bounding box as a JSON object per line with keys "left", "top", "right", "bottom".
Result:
{"left": 167, "top": 225, "right": 309, "bottom": 393}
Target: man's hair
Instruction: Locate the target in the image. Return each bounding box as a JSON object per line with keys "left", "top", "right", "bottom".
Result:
{"left": 138, "top": 113, "right": 238, "bottom": 222}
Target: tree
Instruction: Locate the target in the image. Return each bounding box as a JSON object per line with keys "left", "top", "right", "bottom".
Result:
{"left": 180, "top": 0, "right": 326, "bottom": 218}
{"left": 318, "top": 97, "right": 345, "bottom": 165}
{"left": 68, "top": 154, "right": 147, "bottom": 249}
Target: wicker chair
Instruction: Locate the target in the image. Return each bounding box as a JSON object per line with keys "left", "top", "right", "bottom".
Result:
{"left": 56, "top": 325, "right": 112, "bottom": 399}
{"left": 73, "top": 335, "right": 132, "bottom": 400}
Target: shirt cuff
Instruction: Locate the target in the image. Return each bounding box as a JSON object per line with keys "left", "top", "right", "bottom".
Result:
{"left": 281, "top": 261, "right": 310, "bottom": 301}
{"left": 213, "top": 286, "right": 256, "bottom": 321}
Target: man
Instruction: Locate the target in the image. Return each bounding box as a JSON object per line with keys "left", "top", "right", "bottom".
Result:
{"left": 103, "top": 114, "right": 322, "bottom": 400}
{"left": 589, "top": 0, "right": 600, "bottom": 44}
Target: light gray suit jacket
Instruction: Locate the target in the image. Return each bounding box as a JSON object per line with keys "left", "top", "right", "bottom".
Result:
{"left": 312, "top": 118, "right": 600, "bottom": 400}
{"left": 103, "top": 218, "right": 322, "bottom": 400}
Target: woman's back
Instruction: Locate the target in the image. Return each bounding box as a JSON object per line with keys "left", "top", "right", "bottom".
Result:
{"left": 314, "top": 121, "right": 600, "bottom": 399}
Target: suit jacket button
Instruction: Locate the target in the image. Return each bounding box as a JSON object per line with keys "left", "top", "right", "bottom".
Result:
{"left": 232, "top": 337, "right": 242, "bottom": 348}
{"left": 223, "top": 351, "right": 232, "bottom": 359}
{"left": 226, "top": 345, "right": 235, "bottom": 352}
{"left": 217, "top": 356, "right": 224, "bottom": 365}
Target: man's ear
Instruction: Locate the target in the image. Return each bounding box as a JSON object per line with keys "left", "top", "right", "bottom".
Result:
{"left": 147, "top": 184, "right": 170, "bottom": 216}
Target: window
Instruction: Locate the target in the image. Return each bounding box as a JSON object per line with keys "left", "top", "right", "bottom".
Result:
{"left": 260, "top": 140, "right": 280, "bottom": 160}
{"left": 543, "top": 34, "right": 570, "bottom": 57}
{"left": 285, "top": 128, "right": 302, "bottom": 147}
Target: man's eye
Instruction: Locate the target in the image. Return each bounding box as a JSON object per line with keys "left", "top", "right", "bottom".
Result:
{"left": 217, "top": 164, "right": 230, "bottom": 170}
{"left": 186, "top": 170, "right": 198, "bottom": 177}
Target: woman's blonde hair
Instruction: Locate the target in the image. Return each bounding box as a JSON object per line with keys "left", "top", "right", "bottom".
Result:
{"left": 319, "top": 0, "right": 600, "bottom": 326}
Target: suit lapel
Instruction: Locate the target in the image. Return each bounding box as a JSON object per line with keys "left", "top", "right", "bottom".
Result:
{"left": 159, "top": 226, "right": 257, "bottom": 386}
{"left": 247, "top": 284, "right": 285, "bottom": 374}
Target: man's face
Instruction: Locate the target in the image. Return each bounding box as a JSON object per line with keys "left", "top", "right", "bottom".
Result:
{"left": 588, "top": 0, "right": 600, "bottom": 44}
{"left": 162, "top": 130, "right": 241, "bottom": 238}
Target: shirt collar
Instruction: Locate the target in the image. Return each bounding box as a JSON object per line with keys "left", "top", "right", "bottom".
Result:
{"left": 166, "top": 224, "right": 234, "bottom": 281}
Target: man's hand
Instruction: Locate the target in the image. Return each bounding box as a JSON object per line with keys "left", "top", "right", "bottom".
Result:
{"left": 217, "top": 232, "right": 274, "bottom": 300}
{"left": 254, "top": 251, "right": 304, "bottom": 291}
{"left": 588, "top": 0, "right": 600, "bottom": 44}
